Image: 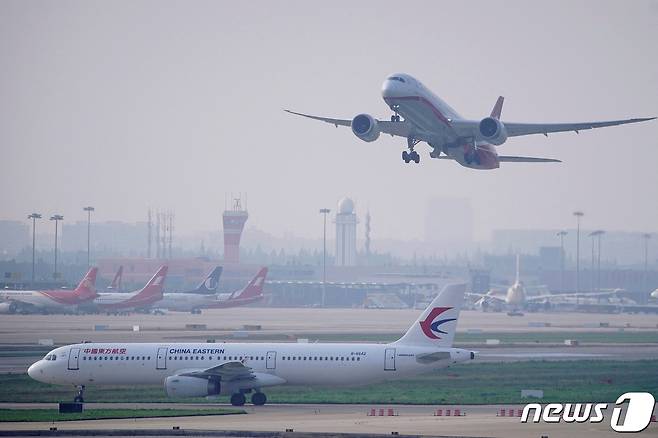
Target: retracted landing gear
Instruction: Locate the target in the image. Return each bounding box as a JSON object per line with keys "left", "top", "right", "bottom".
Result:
{"left": 230, "top": 392, "right": 246, "bottom": 406}
{"left": 73, "top": 385, "right": 85, "bottom": 403}
{"left": 402, "top": 137, "right": 421, "bottom": 163}
{"left": 251, "top": 392, "right": 267, "bottom": 406}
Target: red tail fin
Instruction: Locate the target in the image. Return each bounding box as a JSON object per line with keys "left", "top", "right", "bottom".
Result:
{"left": 133, "top": 265, "right": 168, "bottom": 302}
{"left": 233, "top": 267, "right": 268, "bottom": 300}
{"left": 109, "top": 266, "right": 123, "bottom": 290}
{"left": 73, "top": 267, "right": 98, "bottom": 300}
{"left": 490, "top": 96, "right": 504, "bottom": 119}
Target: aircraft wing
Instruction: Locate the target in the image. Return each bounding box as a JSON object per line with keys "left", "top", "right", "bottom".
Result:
{"left": 451, "top": 117, "right": 655, "bottom": 139}
{"left": 525, "top": 290, "right": 621, "bottom": 303}
{"left": 503, "top": 118, "right": 655, "bottom": 137}
{"left": 284, "top": 110, "right": 428, "bottom": 140}
{"left": 179, "top": 361, "right": 255, "bottom": 382}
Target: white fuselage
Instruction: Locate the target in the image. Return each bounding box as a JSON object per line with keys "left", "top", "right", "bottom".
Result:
{"left": 155, "top": 292, "right": 233, "bottom": 312}
{"left": 28, "top": 341, "right": 471, "bottom": 391}
{"left": 0, "top": 290, "right": 78, "bottom": 311}
{"left": 382, "top": 74, "right": 499, "bottom": 169}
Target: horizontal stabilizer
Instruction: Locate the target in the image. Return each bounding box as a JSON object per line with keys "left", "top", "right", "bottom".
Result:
{"left": 498, "top": 155, "right": 562, "bottom": 163}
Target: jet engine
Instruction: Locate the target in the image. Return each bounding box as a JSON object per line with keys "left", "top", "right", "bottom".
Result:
{"left": 478, "top": 117, "right": 508, "bottom": 145}
{"left": 164, "top": 375, "right": 220, "bottom": 398}
{"left": 351, "top": 114, "right": 380, "bottom": 142}
{"left": 0, "top": 302, "right": 16, "bottom": 314}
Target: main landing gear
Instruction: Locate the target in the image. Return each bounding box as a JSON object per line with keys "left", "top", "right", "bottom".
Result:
{"left": 230, "top": 391, "right": 268, "bottom": 406}
{"left": 402, "top": 137, "right": 421, "bottom": 164}
{"left": 73, "top": 385, "right": 85, "bottom": 403}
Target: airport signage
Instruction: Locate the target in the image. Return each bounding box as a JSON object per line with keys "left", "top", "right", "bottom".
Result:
{"left": 521, "top": 392, "right": 655, "bottom": 433}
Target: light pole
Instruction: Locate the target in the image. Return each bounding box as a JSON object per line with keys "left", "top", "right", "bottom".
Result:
{"left": 642, "top": 233, "right": 651, "bottom": 292}
{"left": 557, "top": 230, "right": 567, "bottom": 292}
{"left": 589, "top": 230, "right": 605, "bottom": 293}
{"left": 83, "top": 206, "right": 94, "bottom": 267}
{"left": 49, "top": 214, "right": 64, "bottom": 280}
{"left": 573, "top": 211, "right": 584, "bottom": 293}
{"left": 28, "top": 213, "right": 42, "bottom": 285}
{"left": 319, "top": 208, "right": 331, "bottom": 307}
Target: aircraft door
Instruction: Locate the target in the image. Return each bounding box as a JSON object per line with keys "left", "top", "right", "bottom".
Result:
{"left": 156, "top": 347, "right": 168, "bottom": 370}
{"left": 384, "top": 348, "right": 396, "bottom": 371}
{"left": 68, "top": 348, "right": 80, "bottom": 370}
{"left": 266, "top": 351, "right": 276, "bottom": 370}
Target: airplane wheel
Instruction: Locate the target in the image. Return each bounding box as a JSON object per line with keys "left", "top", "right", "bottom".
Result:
{"left": 230, "top": 393, "right": 246, "bottom": 406}
{"left": 402, "top": 150, "right": 410, "bottom": 163}
{"left": 251, "top": 392, "right": 267, "bottom": 406}
{"left": 391, "top": 115, "right": 396, "bottom": 122}
{"left": 412, "top": 151, "right": 420, "bottom": 163}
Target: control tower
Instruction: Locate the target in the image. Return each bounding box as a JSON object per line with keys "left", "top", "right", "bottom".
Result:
{"left": 222, "top": 197, "right": 248, "bottom": 264}
{"left": 335, "top": 197, "right": 358, "bottom": 266}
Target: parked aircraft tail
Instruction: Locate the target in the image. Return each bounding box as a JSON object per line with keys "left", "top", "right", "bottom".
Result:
{"left": 193, "top": 266, "right": 223, "bottom": 293}
{"left": 108, "top": 266, "right": 123, "bottom": 290}
{"left": 73, "top": 267, "right": 99, "bottom": 300}
{"left": 393, "top": 283, "right": 466, "bottom": 348}
{"left": 133, "top": 266, "right": 168, "bottom": 302}
{"left": 232, "top": 267, "right": 268, "bottom": 300}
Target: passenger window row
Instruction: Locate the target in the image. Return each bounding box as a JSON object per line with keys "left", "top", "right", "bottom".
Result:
{"left": 82, "top": 356, "right": 149, "bottom": 361}
{"left": 168, "top": 355, "right": 266, "bottom": 361}
{"left": 281, "top": 356, "right": 360, "bottom": 362}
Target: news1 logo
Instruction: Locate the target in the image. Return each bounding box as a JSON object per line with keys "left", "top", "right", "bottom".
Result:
{"left": 521, "top": 392, "right": 655, "bottom": 433}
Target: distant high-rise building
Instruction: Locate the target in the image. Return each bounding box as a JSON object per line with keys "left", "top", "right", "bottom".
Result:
{"left": 335, "top": 197, "right": 358, "bottom": 266}
{"left": 223, "top": 197, "right": 248, "bottom": 264}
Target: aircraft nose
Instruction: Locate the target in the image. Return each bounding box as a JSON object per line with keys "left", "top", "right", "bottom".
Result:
{"left": 27, "top": 361, "right": 42, "bottom": 380}
{"left": 382, "top": 78, "right": 402, "bottom": 99}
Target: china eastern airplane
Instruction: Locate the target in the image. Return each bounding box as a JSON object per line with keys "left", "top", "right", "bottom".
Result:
{"left": 80, "top": 266, "right": 168, "bottom": 313}
{"left": 0, "top": 268, "right": 98, "bottom": 314}
{"left": 154, "top": 267, "right": 266, "bottom": 313}
{"left": 28, "top": 283, "right": 473, "bottom": 406}
{"left": 286, "top": 73, "right": 655, "bottom": 168}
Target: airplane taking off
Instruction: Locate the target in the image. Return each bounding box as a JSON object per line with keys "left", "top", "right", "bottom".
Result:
{"left": 155, "top": 267, "right": 266, "bottom": 313}
{"left": 28, "top": 283, "right": 473, "bottom": 406}
{"left": 286, "top": 73, "right": 655, "bottom": 169}
{"left": 0, "top": 268, "right": 98, "bottom": 314}
{"left": 82, "top": 266, "right": 168, "bottom": 313}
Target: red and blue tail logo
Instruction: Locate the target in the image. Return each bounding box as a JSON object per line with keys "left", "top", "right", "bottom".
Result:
{"left": 419, "top": 307, "right": 456, "bottom": 340}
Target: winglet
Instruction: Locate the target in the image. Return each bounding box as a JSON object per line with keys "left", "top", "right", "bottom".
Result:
{"left": 490, "top": 96, "right": 504, "bottom": 119}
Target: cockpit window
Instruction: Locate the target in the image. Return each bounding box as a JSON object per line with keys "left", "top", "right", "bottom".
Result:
{"left": 43, "top": 354, "right": 57, "bottom": 361}
{"left": 388, "top": 76, "right": 406, "bottom": 83}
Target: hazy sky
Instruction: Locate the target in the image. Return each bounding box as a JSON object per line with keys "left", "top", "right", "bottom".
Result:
{"left": 2, "top": 0, "right": 657, "bottom": 243}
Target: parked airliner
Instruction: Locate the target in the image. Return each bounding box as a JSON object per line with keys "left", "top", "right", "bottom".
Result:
{"left": 0, "top": 268, "right": 98, "bottom": 314}
{"left": 80, "top": 266, "right": 168, "bottom": 313}
{"left": 155, "top": 267, "right": 266, "bottom": 313}
{"left": 286, "top": 73, "right": 655, "bottom": 169}
{"left": 28, "top": 283, "right": 473, "bottom": 406}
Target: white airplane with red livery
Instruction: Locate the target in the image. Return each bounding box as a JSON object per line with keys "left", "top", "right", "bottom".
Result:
{"left": 0, "top": 268, "right": 98, "bottom": 314}
{"left": 83, "top": 266, "right": 168, "bottom": 313}
{"left": 155, "top": 267, "right": 267, "bottom": 313}
{"left": 286, "top": 73, "right": 655, "bottom": 169}
{"left": 28, "top": 283, "right": 473, "bottom": 406}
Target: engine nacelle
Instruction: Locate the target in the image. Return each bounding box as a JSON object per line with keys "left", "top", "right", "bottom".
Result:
{"left": 164, "top": 375, "right": 220, "bottom": 398}
{"left": 478, "top": 117, "right": 508, "bottom": 145}
{"left": 351, "top": 114, "right": 380, "bottom": 142}
{"left": 0, "top": 302, "right": 16, "bottom": 314}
